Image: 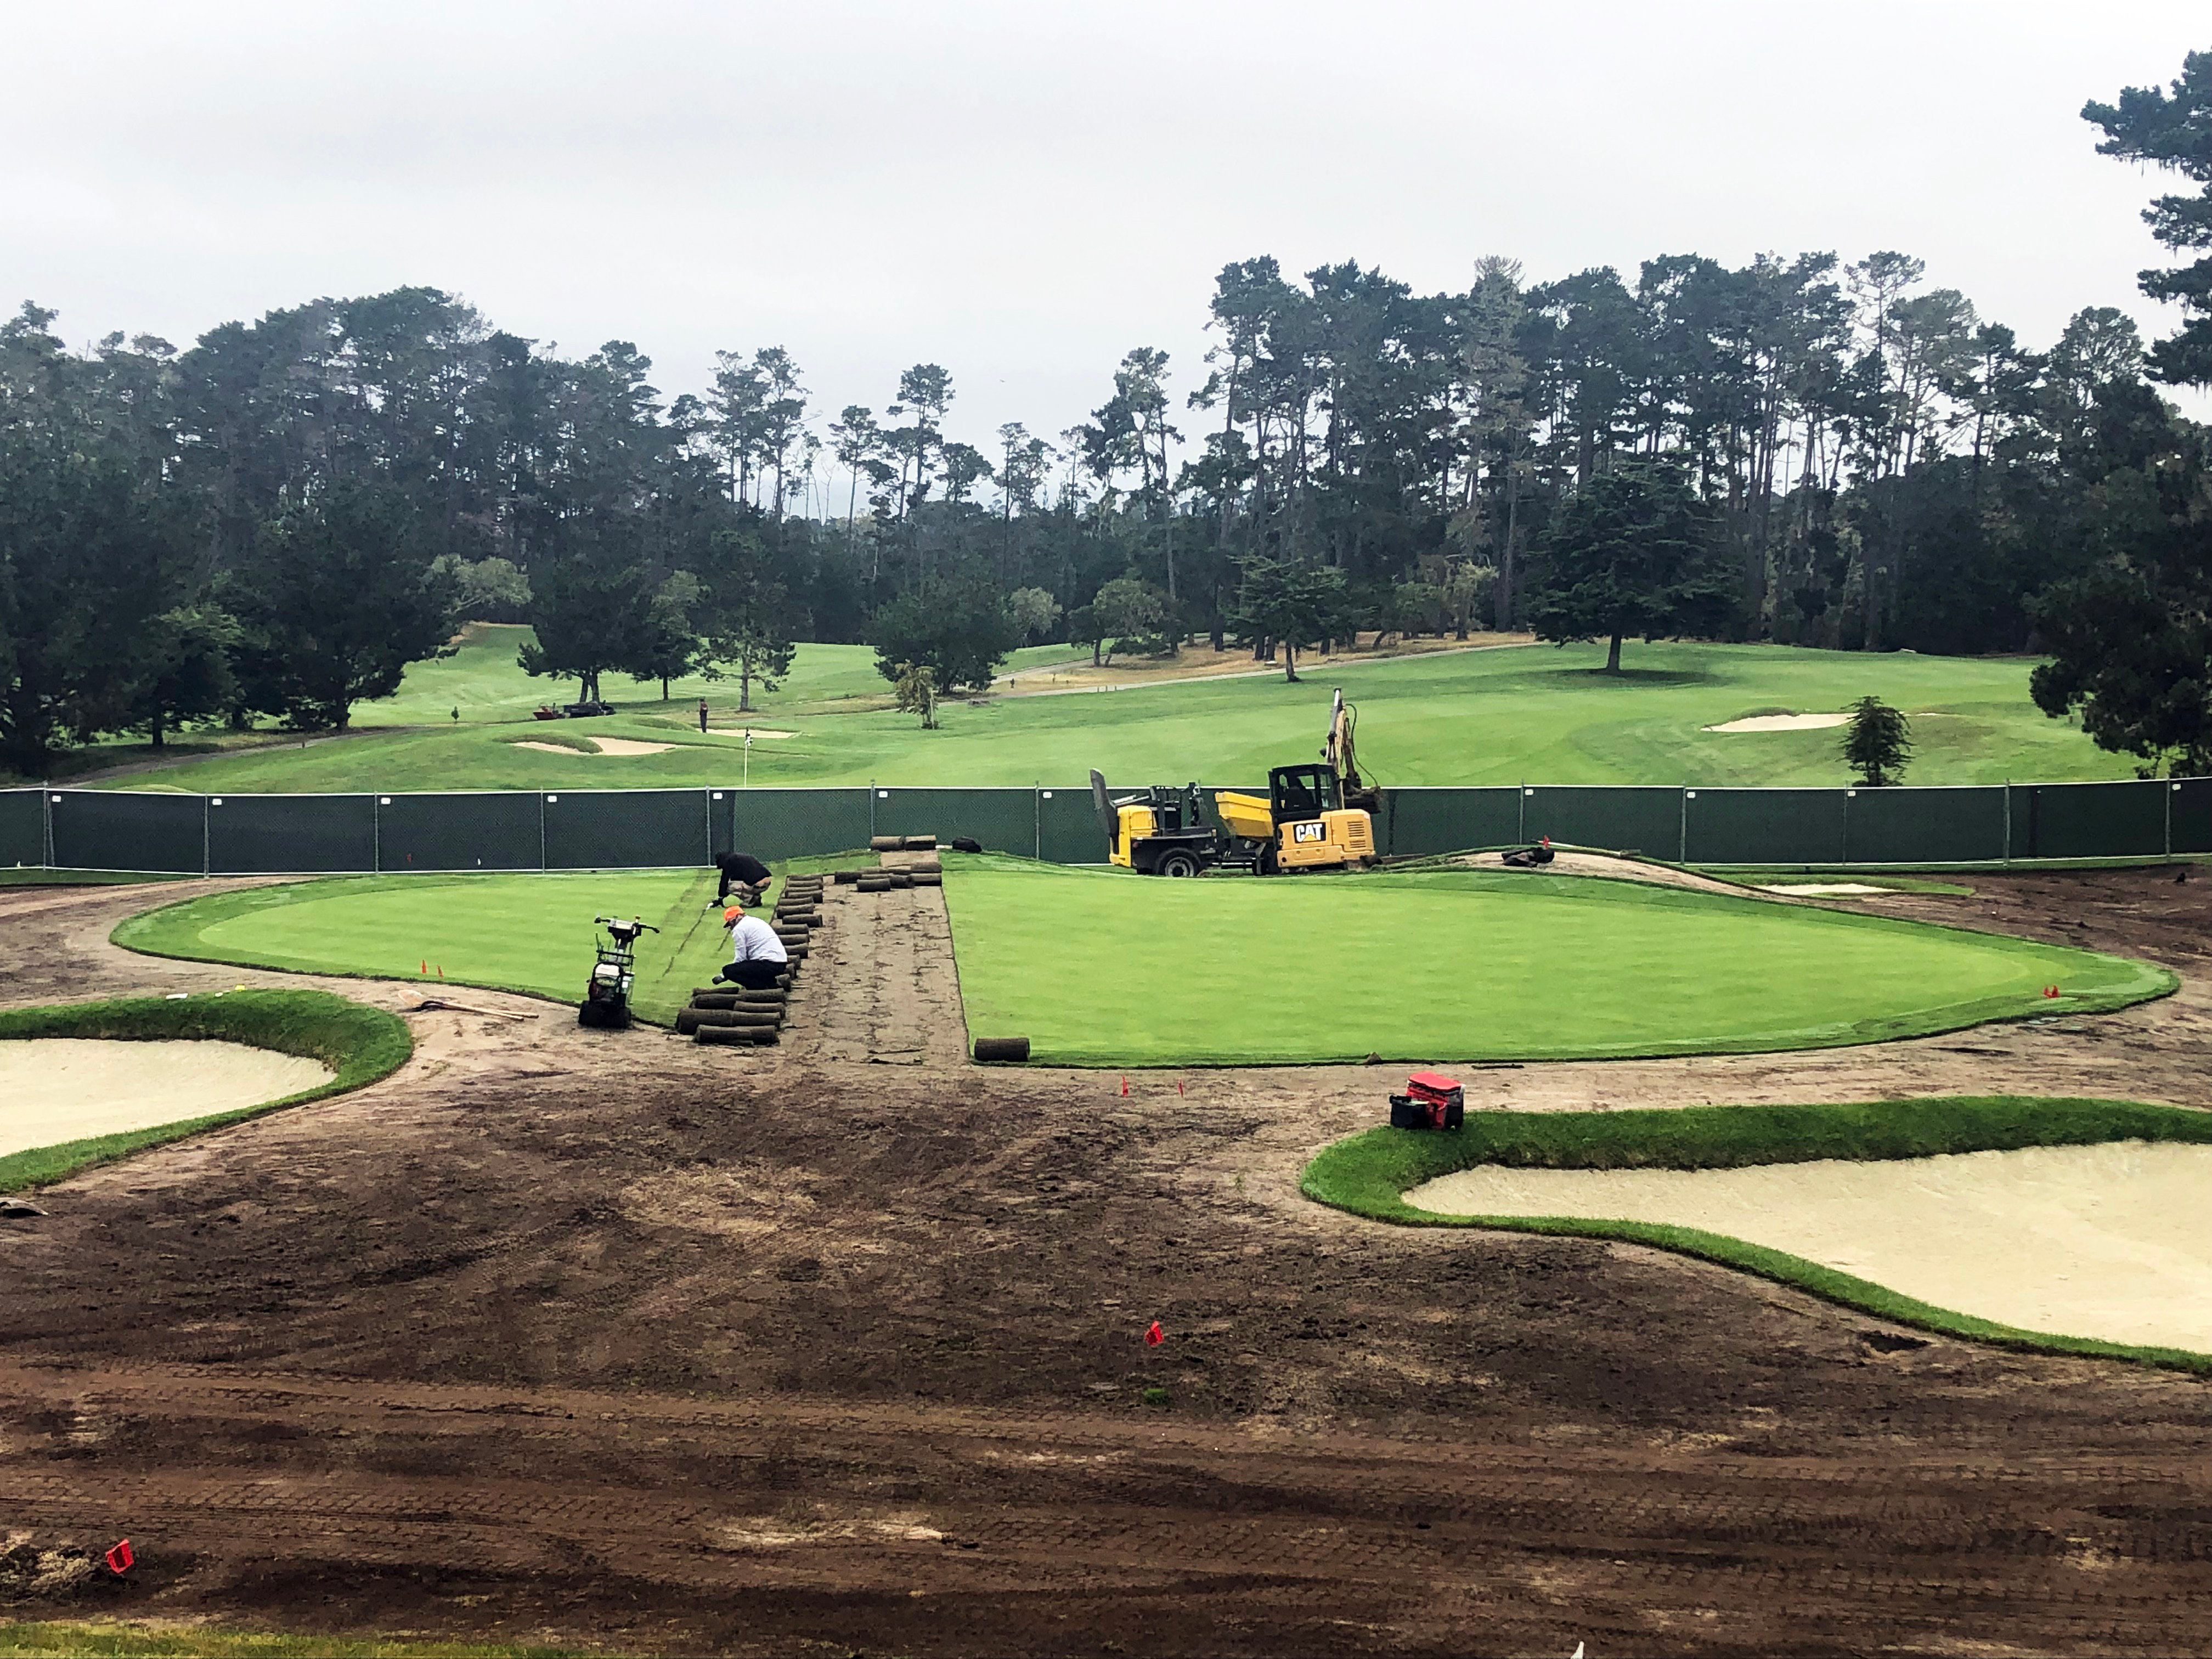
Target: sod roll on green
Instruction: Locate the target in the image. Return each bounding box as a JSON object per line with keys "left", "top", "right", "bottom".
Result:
{"left": 940, "top": 857, "right": 2172, "bottom": 1068}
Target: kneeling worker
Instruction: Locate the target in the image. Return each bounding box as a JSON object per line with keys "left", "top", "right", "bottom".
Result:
{"left": 713, "top": 850, "right": 773, "bottom": 905}
{"left": 718, "top": 901, "right": 789, "bottom": 990}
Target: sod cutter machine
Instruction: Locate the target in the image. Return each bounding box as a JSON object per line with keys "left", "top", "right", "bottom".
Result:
{"left": 579, "top": 913, "right": 659, "bottom": 1029}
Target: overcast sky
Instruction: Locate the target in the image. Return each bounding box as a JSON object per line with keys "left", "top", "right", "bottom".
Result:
{"left": 5, "top": 1, "right": 2207, "bottom": 480}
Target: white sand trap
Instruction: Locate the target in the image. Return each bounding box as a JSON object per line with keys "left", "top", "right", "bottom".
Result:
{"left": 1406, "top": 1141, "right": 2212, "bottom": 1351}
{"left": 510, "top": 737, "right": 678, "bottom": 757}
{"left": 0, "top": 1038, "right": 335, "bottom": 1158}
{"left": 1757, "top": 883, "right": 1894, "bottom": 896}
{"left": 584, "top": 737, "right": 678, "bottom": 756}
{"left": 1703, "top": 713, "right": 1850, "bottom": 733}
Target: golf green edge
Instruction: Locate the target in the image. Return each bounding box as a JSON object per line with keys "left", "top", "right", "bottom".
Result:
{"left": 939, "top": 855, "right": 2179, "bottom": 1068}
{"left": 1299, "top": 1095, "right": 2212, "bottom": 1374}
{"left": 0, "top": 990, "right": 412, "bottom": 1194}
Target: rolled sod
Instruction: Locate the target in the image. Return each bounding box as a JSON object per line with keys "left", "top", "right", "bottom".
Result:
{"left": 856, "top": 877, "right": 890, "bottom": 893}
{"left": 911, "top": 872, "right": 942, "bottom": 887}
{"left": 697, "top": 1024, "right": 774, "bottom": 1046}
{"left": 869, "top": 836, "right": 902, "bottom": 852}
{"left": 832, "top": 871, "right": 862, "bottom": 885}
{"left": 939, "top": 858, "right": 2176, "bottom": 1068}
{"left": 678, "top": 1007, "right": 781, "bottom": 1031}
{"left": 973, "top": 1036, "right": 1030, "bottom": 1063}
{"left": 902, "top": 834, "right": 938, "bottom": 851}
{"left": 690, "top": 992, "right": 743, "bottom": 1009}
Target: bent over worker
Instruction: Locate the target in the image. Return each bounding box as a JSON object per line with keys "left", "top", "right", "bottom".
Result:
{"left": 713, "top": 850, "right": 772, "bottom": 904}
{"left": 718, "top": 902, "right": 789, "bottom": 990}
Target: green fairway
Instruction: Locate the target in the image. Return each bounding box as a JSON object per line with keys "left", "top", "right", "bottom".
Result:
{"left": 112, "top": 869, "right": 760, "bottom": 1026}
{"left": 71, "top": 636, "right": 2129, "bottom": 794}
{"left": 940, "top": 859, "right": 2170, "bottom": 1066}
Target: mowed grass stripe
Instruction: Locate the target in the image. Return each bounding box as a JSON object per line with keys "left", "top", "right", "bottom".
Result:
{"left": 940, "top": 860, "right": 2171, "bottom": 1066}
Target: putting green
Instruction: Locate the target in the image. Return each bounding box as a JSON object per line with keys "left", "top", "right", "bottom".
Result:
{"left": 940, "top": 859, "right": 2172, "bottom": 1066}
{"left": 112, "top": 869, "right": 757, "bottom": 1026}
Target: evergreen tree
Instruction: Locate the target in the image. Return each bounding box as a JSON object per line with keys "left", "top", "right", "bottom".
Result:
{"left": 1522, "top": 459, "right": 1735, "bottom": 672}
{"left": 1841, "top": 696, "right": 1914, "bottom": 786}
{"left": 2084, "top": 51, "right": 2212, "bottom": 388}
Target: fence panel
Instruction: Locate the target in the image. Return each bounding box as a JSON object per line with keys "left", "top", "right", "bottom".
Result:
{"left": 0, "top": 789, "right": 44, "bottom": 867}
{"left": 1379, "top": 788, "right": 1524, "bottom": 857}
{"left": 374, "top": 792, "right": 543, "bottom": 871}
{"left": 1684, "top": 788, "right": 1847, "bottom": 865}
{"left": 1036, "top": 787, "right": 1101, "bottom": 864}
{"left": 873, "top": 787, "right": 1039, "bottom": 856}
{"left": 727, "top": 788, "right": 873, "bottom": 862}
{"left": 544, "top": 788, "right": 709, "bottom": 869}
{"left": 1519, "top": 786, "right": 1684, "bottom": 859}
{"left": 2170, "top": 779, "right": 2212, "bottom": 856}
{"left": 49, "top": 790, "right": 206, "bottom": 872}
{"left": 1843, "top": 787, "right": 2007, "bottom": 864}
{"left": 209, "top": 793, "right": 377, "bottom": 873}
{"left": 2008, "top": 780, "right": 2168, "bottom": 860}
{"left": 709, "top": 789, "right": 736, "bottom": 860}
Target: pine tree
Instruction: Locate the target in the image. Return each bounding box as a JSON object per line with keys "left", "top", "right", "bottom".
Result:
{"left": 1841, "top": 696, "right": 1913, "bottom": 787}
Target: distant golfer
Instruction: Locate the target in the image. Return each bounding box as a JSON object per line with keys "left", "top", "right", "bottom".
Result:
{"left": 718, "top": 901, "right": 788, "bottom": 990}
{"left": 698, "top": 697, "right": 710, "bottom": 733}
{"left": 713, "top": 850, "right": 772, "bottom": 904}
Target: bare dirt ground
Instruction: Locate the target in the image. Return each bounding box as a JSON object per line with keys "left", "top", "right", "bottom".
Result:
{"left": 3, "top": 867, "right": 2212, "bottom": 1656}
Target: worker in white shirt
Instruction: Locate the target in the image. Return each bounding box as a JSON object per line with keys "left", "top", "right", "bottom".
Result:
{"left": 718, "top": 902, "right": 789, "bottom": 990}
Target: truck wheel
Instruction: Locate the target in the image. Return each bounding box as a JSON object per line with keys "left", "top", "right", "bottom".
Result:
{"left": 1158, "top": 849, "right": 1203, "bottom": 879}
{"left": 1255, "top": 843, "right": 1279, "bottom": 877}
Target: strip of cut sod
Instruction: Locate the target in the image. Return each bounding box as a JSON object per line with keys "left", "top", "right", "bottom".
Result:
{"left": 112, "top": 867, "right": 766, "bottom": 1026}
{"left": 1300, "top": 1096, "right": 2212, "bottom": 1373}
{"left": 0, "top": 989, "right": 410, "bottom": 1193}
{"left": 938, "top": 856, "right": 2171, "bottom": 1066}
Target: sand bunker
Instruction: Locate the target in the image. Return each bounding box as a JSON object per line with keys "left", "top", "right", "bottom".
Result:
{"left": 1757, "top": 883, "right": 1894, "bottom": 896}
{"left": 511, "top": 737, "right": 678, "bottom": 757}
{"left": 1, "top": 1038, "right": 335, "bottom": 1158}
{"left": 1703, "top": 713, "right": 1850, "bottom": 733}
{"left": 1407, "top": 1142, "right": 2212, "bottom": 1351}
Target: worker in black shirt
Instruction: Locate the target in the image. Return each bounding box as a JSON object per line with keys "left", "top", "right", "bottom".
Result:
{"left": 712, "top": 851, "right": 772, "bottom": 905}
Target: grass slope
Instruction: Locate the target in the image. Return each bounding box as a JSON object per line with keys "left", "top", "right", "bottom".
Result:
{"left": 0, "top": 990, "right": 411, "bottom": 1193}
{"left": 1300, "top": 1096, "right": 2212, "bottom": 1372}
{"left": 69, "top": 637, "right": 2127, "bottom": 794}
{"left": 940, "top": 857, "right": 2170, "bottom": 1066}
{"left": 110, "top": 869, "right": 761, "bottom": 1028}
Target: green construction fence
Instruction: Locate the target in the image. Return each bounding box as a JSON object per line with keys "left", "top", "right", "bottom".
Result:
{"left": 8, "top": 779, "right": 2210, "bottom": 874}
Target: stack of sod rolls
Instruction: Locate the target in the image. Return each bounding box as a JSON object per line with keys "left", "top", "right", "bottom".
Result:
{"left": 680, "top": 872, "right": 827, "bottom": 1046}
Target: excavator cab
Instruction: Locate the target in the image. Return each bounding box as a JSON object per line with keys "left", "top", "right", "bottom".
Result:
{"left": 1212, "top": 759, "right": 1375, "bottom": 873}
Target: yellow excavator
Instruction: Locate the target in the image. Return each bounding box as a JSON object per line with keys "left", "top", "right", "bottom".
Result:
{"left": 1092, "top": 689, "right": 1379, "bottom": 877}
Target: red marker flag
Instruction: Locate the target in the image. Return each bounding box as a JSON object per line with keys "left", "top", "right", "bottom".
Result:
{"left": 104, "top": 1539, "right": 133, "bottom": 1575}
{"left": 1120, "top": 1075, "right": 1129, "bottom": 1097}
{"left": 1144, "top": 1320, "right": 1164, "bottom": 1347}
